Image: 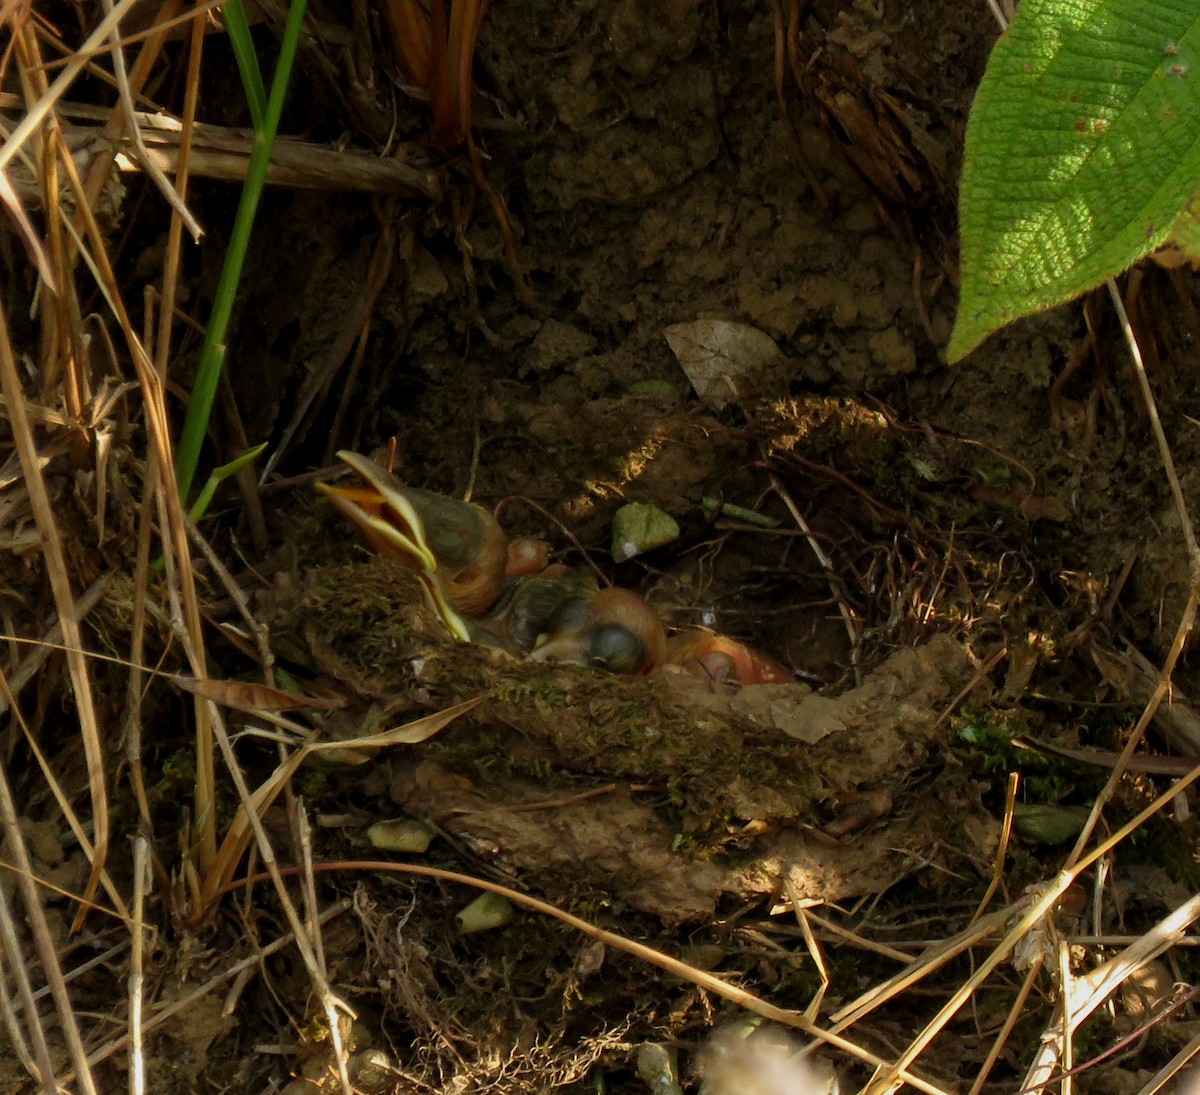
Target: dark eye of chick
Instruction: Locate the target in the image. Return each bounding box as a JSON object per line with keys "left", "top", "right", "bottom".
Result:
{"left": 586, "top": 623, "right": 647, "bottom": 675}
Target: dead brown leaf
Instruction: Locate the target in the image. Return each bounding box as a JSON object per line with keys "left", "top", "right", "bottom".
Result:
{"left": 171, "top": 675, "right": 344, "bottom": 712}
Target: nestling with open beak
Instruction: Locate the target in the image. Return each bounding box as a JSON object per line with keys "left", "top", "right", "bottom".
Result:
{"left": 319, "top": 450, "right": 791, "bottom": 683}
{"left": 316, "top": 450, "right": 542, "bottom": 641}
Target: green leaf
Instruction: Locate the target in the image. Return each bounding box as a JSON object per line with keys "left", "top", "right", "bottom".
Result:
{"left": 187, "top": 442, "right": 267, "bottom": 523}
{"left": 1168, "top": 188, "right": 1200, "bottom": 260}
{"left": 950, "top": 0, "right": 1200, "bottom": 362}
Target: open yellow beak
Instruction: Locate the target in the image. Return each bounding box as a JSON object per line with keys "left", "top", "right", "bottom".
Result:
{"left": 317, "top": 451, "right": 472, "bottom": 642}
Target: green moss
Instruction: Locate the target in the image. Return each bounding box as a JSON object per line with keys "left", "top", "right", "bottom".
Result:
{"left": 492, "top": 681, "right": 570, "bottom": 707}
{"left": 296, "top": 561, "right": 429, "bottom": 678}
{"left": 286, "top": 562, "right": 829, "bottom": 842}
{"left": 953, "top": 708, "right": 1070, "bottom": 802}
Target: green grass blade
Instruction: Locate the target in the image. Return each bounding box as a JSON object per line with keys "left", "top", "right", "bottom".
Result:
{"left": 176, "top": 0, "right": 310, "bottom": 502}
{"left": 188, "top": 442, "right": 268, "bottom": 523}
{"left": 222, "top": 0, "right": 267, "bottom": 130}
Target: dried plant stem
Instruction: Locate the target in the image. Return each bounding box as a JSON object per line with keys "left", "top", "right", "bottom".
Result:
{"left": 1110, "top": 274, "right": 1198, "bottom": 553}
{"left": 800, "top": 910, "right": 917, "bottom": 964}
{"left": 0, "top": 575, "right": 110, "bottom": 717}
{"left": 190, "top": 703, "right": 357, "bottom": 1073}
{"left": 56, "top": 143, "right": 217, "bottom": 879}
{"left": 784, "top": 877, "right": 829, "bottom": 1021}
{"left": 0, "top": 750, "right": 98, "bottom": 1094}
{"left": 74, "top": 901, "right": 352, "bottom": 1076}
{"left": 121, "top": 124, "right": 441, "bottom": 196}
{"left": 829, "top": 900, "right": 1017, "bottom": 1030}
{"left": 1133, "top": 1029, "right": 1200, "bottom": 1095}
{"left": 858, "top": 881, "right": 1073, "bottom": 1093}
{"left": 967, "top": 952, "right": 1043, "bottom": 1095}
{"left": 120, "top": 7, "right": 204, "bottom": 837}
{"left": 0, "top": 0, "right": 142, "bottom": 173}
{"left": 128, "top": 836, "right": 150, "bottom": 1095}
{"left": 994, "top": 276, "right": 1200, "bottom": 1090}
{"left": 295, "top": 800, "right": 354, "bottom": 1095}
{"left": 101, "top": 0, "right": 202, "bottom": 239}
{"left": 225, "top": 859, "right": 953, "bottom": 1095}
{"left": 0, "top": 852, "right": 57, "bottom": 1087}
{"left": 0, "top": 99, "right": 444, "bottom": 198}
{"left": 874, "top": 754, "right": 1200, "bottom": 1087}
{"left": 123, "top": 5, "right": 207, "bottom": 837}
{"left": 13, "top": 23, "right": 84, "bottom": 419}
{"left": 0, "top": 286, "right": 110, "bottom": 930}
{"left": 970, "top": 770, "right": 1018, "bottom": 922}
{"left": 1021, "top": 892, "right": 1200, "bottom": 1093}
{"left": 2, "top": 675, "right": 128, "bottom": 918}
{"left": 770, "top": 472, "right": 862, "bottom": 682}
{"left": 76, "top": 1, "right": 182, "bottom": 228}
{"left": 1064, "top": 281, "right": 1199, "bottom": 864}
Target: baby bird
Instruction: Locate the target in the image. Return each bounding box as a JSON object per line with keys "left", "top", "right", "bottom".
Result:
{"left": 664, "top": 630, "right": 794, "bottom": 685}
{"left": 320, "top": 451, "right": 793, "bottom": 683}
{"left": 528, "top": 586, "right": 667, "bottom": 676}
{"left": 318, "top": 451, "right": 522, "bottom": 640}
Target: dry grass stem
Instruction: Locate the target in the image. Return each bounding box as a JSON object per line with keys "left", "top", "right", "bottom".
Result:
{"left": 4, "top": 4, "right": 1199, "bottom": 1090}
{"left": 0, "top": 0, "right": 142, "bottom": 173}
{"left": 971, "top": 770, "right": 1018, "bottom": 922}
{"left": 184, "top": 513, "right": 274, "bottom": 671}
{"left": 1122, "top": 642, "right": 1200, "bottom": 756}
{"left": 100, "top": 0, "right": 202, "bottom": 240}
{"left": 231, "top": 858, "right": 953, "bottom": 1095}
{"left": 1058, "top": 938, "right": 1074, "bottom": 1095}
{"left": 123, "top": 125, "right": 442, "bottom": 197}
{"left": 0, "top": 857, "right": 57, "bottom": 1086}
{"left": 187, "top": 700, "right": 360, "bottom": 1066}
{"left": 0, "top": 304, "right": 110, "bottom": 927}
{"left": 2, "top": 682, "right": 128, "bottom": 918}
{"left": 1061, "top": 283, "right": 1200, "bottom": 864}
{"left": 75, "top": 901, "right": 353, "bottom": 1075}
{"left": 128, "top": 835, "right": 150, "bottom": 1095}
{"left": 0, "top": 100, "right": 444, "bottom": 199}
{"left": 295, "top": 798, "right": 355, "bottom": 1095}
{"left": 0, "top": 574, "right": 110, "bottom": 717}
{"left": 782, "top": 879, "right": 830, "bottom": 1020}
{"left": 770, "top": 472, "right": 863, "bottom": 684}
{"left": 0, "top": 750, "right": 98, "bottom": 1094}
{"left": 1132, "top": 1031, "right": 1200, "bottom": 1094}
{"left": 829, "top": 902, "right": 1017, "bottom": 1029}
{"left": 798, "top": 910, "right": 917, "bottom": 964}
{"left": 25, "top": 25, "right": 217, "bottom": 871}
{"left": 967, "top": 952, "right": 1044, "bottom": 1095}
{"left": 199, "top": 698, "right": 479, "bottom": 911}
{"left": 1020, "top": 892, "right": 1200, "bottom": 1091}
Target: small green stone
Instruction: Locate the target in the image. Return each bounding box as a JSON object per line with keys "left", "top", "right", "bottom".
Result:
{"left": 611, "top": 503, "right": 680, "bottom": 562}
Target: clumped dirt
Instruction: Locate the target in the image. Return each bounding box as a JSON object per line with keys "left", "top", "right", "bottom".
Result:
{"left": 8, "top": 1, "right": 1200, "bottom": 1093}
